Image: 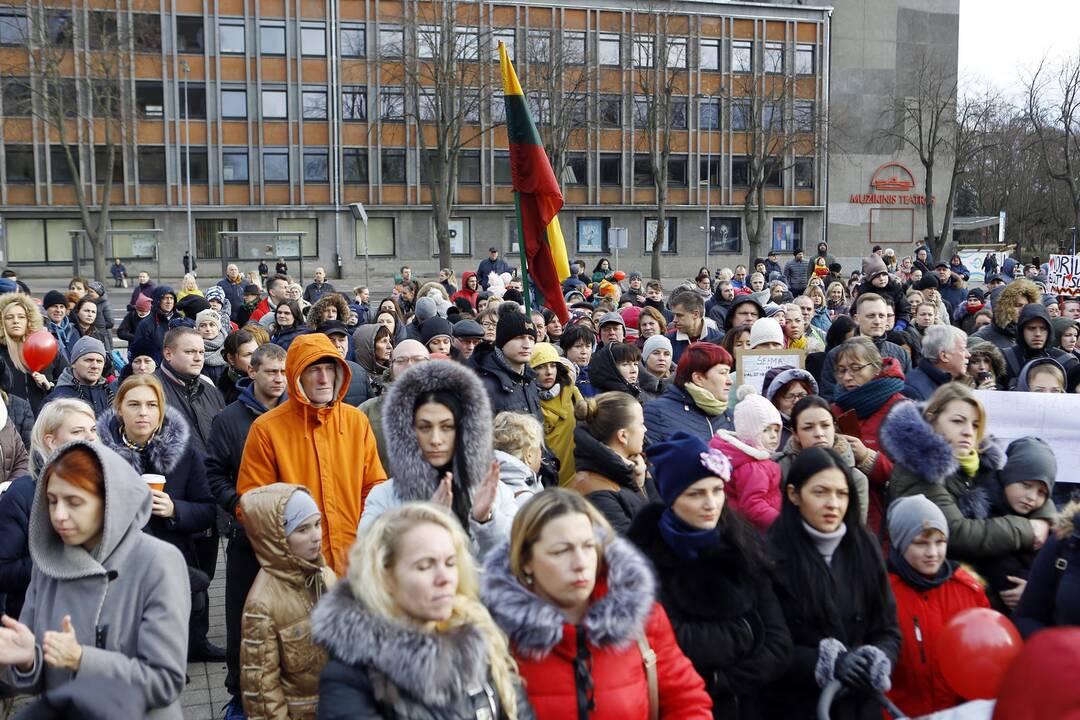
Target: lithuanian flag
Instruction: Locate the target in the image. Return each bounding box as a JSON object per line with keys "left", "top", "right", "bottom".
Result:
{"left": 499, "top": 42, "right": 571, "bottom": 323}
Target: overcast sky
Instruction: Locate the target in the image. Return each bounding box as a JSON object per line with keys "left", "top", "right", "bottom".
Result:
{"left": 959, "top": 0, "right": 1080, "bottom": 99}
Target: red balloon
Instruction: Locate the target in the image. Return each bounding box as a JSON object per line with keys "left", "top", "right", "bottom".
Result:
{"left": 22, "top": 330, "right": 58, "bottom": 373}
{"left": 612, "top": 271, "right": 627, "bottom": 282}
{"left": 938, "top": 608, "right": 1023, "bottom": 700}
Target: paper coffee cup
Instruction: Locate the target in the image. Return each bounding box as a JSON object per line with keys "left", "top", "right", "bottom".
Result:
{"left": 142, "top": 474, "right": 166, "bottom": 493}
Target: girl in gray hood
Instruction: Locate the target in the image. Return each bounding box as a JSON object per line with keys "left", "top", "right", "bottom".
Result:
{"left": 0, "top": 441, "right": 190, "bottom": 719}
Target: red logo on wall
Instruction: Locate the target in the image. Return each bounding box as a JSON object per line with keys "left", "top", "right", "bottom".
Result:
{"left": 870, "top": 163, "right": 916, "bottom": 192}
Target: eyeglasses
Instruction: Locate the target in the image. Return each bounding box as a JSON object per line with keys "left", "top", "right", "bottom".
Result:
{"left": 392, "top": 356, "right": 430, "bottom": 367}
{"left": 481, "top": 321, "right": 498, "bottom": 330}
{"left": 781, "top": 390, "right": 809, "bottom": 403}
{"left": 834, "top": 363, "right": 872, "bottom": 377}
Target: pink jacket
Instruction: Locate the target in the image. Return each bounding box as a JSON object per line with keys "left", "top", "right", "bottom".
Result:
{"left": 709, "top": 431, "right": 782, "bottom": 532}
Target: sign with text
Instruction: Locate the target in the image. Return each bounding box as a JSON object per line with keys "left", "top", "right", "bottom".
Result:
{"left": 976, "top": 390, "right": 1080, "bottom": 485}
{"left": 734, "top": 348, "right": 805, "bottom": 394}
{"left": 1048, "top": 254, "right": 1080, "bottom": 297}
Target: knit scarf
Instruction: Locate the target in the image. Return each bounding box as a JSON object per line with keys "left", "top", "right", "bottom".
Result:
{"left": 832, "top": 376, "right": 904, "bottom": 420}
{"left": 956, "top": 450, "right": 980, "bottom": 478}
{"left": 887, "top": 547, "right": 956, "bottom": 592}
{"left": 659, "top": 509, "right": 721, "bottom": 562}
{"left": 964, "top": 303, "right": 985, "bottom": 315}
{"left": 538, "top": 382, "right": 561, "bottom": 401}
{"left": 683, "top": 381, "right": 728, "bottom": 416}
{"left": 788, "top": 335, "right": 808, "bottom": 350}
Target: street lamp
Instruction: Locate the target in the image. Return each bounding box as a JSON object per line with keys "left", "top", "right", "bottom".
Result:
{"left": 181, "top": 60, "right": 194, "bottom": 267}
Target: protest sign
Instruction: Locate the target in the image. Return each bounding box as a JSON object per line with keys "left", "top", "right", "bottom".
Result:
{"left": 976, "top": 390, "right": 1080, "bottom": 485}
{"left": 1048, "top": 254, "right": 1080, "bottom": 297}
{"left": 734, "top": 348, "right": 804, "bottom": 394}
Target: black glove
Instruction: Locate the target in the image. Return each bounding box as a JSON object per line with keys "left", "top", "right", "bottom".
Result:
{"left": 834, "top": 650, "right": 874, "bottom": 693}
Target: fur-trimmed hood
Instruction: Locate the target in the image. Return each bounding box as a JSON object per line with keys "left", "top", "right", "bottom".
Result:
{"left": 1056, "top": 500, "right": 1080, "bottom": 540}
{"left": 880, "top": 400, "right": 1004, "bottom": 485}
{"left": 992, "top": 278, "right": 1040, "bottom": 330}
{"left": 97, "top": 405, "right": 192, "bottom": 475}
{"left": 480, "top": 535, "right": 655, "bottom": 658}
{"left": 311, "top": 581, "right": 491, "bottom": 708}
{"left": 382, "top": 360, "right": 492, "bottom": 501}
{"left": 307, "top": 293, "right": 350, "bottom": 330}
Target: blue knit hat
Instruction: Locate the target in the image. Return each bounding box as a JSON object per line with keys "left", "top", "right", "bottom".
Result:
{"left": 646, "top": 431, "right": 732, "bottom": 506}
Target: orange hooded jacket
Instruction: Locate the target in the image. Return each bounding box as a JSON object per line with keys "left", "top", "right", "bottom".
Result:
{"left": 237, "top": 333, "right": 386, "bottom": 574}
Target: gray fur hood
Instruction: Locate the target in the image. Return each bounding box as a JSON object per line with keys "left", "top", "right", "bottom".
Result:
{"left": 382, "top": 360, "right": 492, "bottom": 501}
{"left": 97, "top": 406, "right": 192, "bottom": 475}
{"left": 480, "top": 535, "right": 655, "bottom": 658}
{"left": 880, "top": 399, "right": 1004, "bottom": 484}
{"left": 311, "top": 581, "right": 491, "bottom": 708}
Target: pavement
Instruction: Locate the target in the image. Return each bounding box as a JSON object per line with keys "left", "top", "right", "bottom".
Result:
{"left": 180, "top": 538, "right": 231, "bottom": 720}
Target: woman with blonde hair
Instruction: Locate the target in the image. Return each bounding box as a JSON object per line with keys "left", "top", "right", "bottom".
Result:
{"left": 825, "top": 281, "right": 849, "bottom": 321}
{"left": 492, "top": 411, "right": 545, "bottom": 506}
{"left": 481, "top": 488, "right": 712, "bottom": 720}
{"left": 176, "top": 273, "right": 203, "bottom": 302}
{"left": 313, "top": 502, "right": 531, "bottom": 719}
{"left": 0, "top": 292, "right": 63, "bottom": 414}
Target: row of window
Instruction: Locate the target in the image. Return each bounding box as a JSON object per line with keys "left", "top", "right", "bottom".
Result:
{"left": 3, "top": 144, "right": 815, "bottom": 189}
{"left": 0, "top": 9, "right": 815, "bottom": 76}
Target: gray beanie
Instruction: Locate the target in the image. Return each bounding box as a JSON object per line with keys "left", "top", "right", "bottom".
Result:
{"left": 887, "top": 494, "right": 949, "bottom": 554}
{"left": 70, "top": 336, "right": 107, "bottom": 364}
{"left": 1001, "top": 437, "right": 1057, "bottom": 494}
{"left": 415, "top": 296, "right": 438, "bottom": 322}
{"left": 642, "top": 334, "right": 673, "bottom": 362}
{"left": 283, "top": 489, "right": 320, "bottom": 537}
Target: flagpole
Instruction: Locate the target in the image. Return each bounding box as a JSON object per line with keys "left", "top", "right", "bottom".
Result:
{"left": 513, "top": 191, "right": 534, "bottom": 318}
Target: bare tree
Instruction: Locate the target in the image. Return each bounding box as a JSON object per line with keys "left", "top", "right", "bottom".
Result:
{"left": 936, "top": 88, "right": 997, "bottom": 250}
{"left": 1, "top": 4, "right": 147, "bottom": 280}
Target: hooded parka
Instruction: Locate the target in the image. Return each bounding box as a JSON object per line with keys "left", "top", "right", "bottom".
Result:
{"left": 239, "top": 484, "right": 329, "bottom": 720}
{"left": 531, "top": 349, "right": 582, "bottom": 487}
{"left": 237, "top": 333, "right": 387, "bottom": 576}
{"left": 972, "top": 279, "right": 1041, "bottom": 351}
{"left": 0, "top": 441, "right": 190, "bottom": 719}
{"left": 1001, "top": 302, "right": 1078, "bottom": 387}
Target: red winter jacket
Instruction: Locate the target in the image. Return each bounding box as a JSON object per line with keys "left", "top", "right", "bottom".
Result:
{"left": 709, "top": 431, "right": 782, "bottom": 532}
{"left": 887, "top": 566, "right": 990, "bottom": 717}
{"left": 481, "top": 536, "right": 712, "bottom": 720}
{"left": 450, "top": 271, "right": 479, "bottom": 308}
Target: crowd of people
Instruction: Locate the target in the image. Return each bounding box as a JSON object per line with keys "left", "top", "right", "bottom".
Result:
{"left": 0, "top": 241, "right": 1076, "bottom": 719}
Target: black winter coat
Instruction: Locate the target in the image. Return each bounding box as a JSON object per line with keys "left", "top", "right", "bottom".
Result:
{"left": 763, "top": 538, "right": 901, "bottom": 720}
{"left": 98, "top": 407, "right": 217, "bottom": 569}
{"left": 572, "top": 426, "right": 659, "bottom": 534}
{"left": 156, "top": 363, "right": 226, "bottom": 457}
{"left": 470, "top": 344, "right": 542, "bottom": 421}
{"left": 0, "top": 473, "right": 33, "bottom": 618}
{"left": 116, "top": 309, "right": 145, "bottom": 342}
{"left": 0, "top": 345, "right": 64, "bottom": 416}
{"left": 6, "top": 393, "right": 32, "bottom": 451}
{"left": 1013, "top": 507, "right": 1080, "bottom": 636}
{"left": 628, "top": 504, "right": 792, "bottom": 719}
{"left": 205, "top": 383, "right": 280, "bottom": 519}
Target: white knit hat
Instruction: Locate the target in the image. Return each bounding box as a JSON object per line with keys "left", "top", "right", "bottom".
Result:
{"left": 642, "top": 334, "right": 673, "bottom": 362}
{"left": 748, "top": 317, "right": 785, "bottom": 349}
{"left": 733, "top": 385, "right": 782, "bottom": 444}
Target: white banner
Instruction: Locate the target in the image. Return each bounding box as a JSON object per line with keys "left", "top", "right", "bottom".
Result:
{"left": 1048, "top": 254, "right": 1080, "bottom": 297}
{"left": 976, "top": 390, "right": 1080, "bottom": 484}
{"left": 958, "top": 250, "right": 1008, "bottom": 284}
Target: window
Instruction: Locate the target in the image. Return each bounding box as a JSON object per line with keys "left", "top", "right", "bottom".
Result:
{"left": 49, "top": 147, "right": 73, "bottom": 183}
{"left": 357, "top": 217, "right": 395, "bottom": 256}
{"left": 221, "top": 88, "right": 247, "bottom": 118}
{"left": 567, "top": 94, "right": 587, "bottom": 128}
{"left": 699, "top": 38, "right": 720, "bottom": 70}
{"left": 138, "top": 147, "right": 166, "bottom": 182}
{"left": 700, "top": 97, "right": 720, "bottom": 129}
{"left": 178, "top": 84, "right": 207, "bottom": 119}
{"left": 576, "top": 218, "right": 609, "bottom": 253}
{"left": 420, "top": 151, "right": 440, "bottom": 183}
{"left": 278, "top": 217, "right": 317, "bottom": 258}
{"left": 732, "top": 41, "right": 752, "bottom": 73}
{"left": 598, "top": 33, "right": 620, "bottom": 66}
{"left": 180, "top": 147, "right": 209, "bottom": 183}
{"left": 418, "top": 89, "right": 436, "bottom": 121}
{"left": 563, "top": 154, "right": 587, "bottom": 185}
{"left": 526, "top": 30, "right": 550, "bottom": 64}
{"left": 633, "top": 96, "right": 649, "bottom": 126}
{"left": 262, "top": 89, "right": 287, "bottom": 119}
{"left": 763, "top": 102, "right": 782, "bottom": 132}
{"left": 506, "top": 217, "right": 520, "bottom": 253}
{"left": 710, "top": 217, "right": 741, "bottom": 253}
{"left": 563, "top": 31, "right": 585, "bottom": 64}
{"left": 731, "top": 156, "right": 749, "bottom": 186}
{"left": 4, "top": 145, "right": 34, "bottom": 183}
{"left": 456, "top": 27, "right": 479, "bottom": 61}
{"left": 666, "top": 37, "right": 687, "bottom": 69}
{"left": 764, "top": 42, "right": 784, "bottom": 74}
{"left": 343, "top": 148, "right": 368, "bottom": 182}
{"left": 379, "top": 87, "right": 404, "bottom": 121}
{"left": 110, "top": 219, "right": 157, "bottom": 258}
{"left": 772, "top": 218, "right": 802, "bottom": 252}
{"left": 135, "top": 81, "right": 164, "bottom": 118}
{"left": 670, "top": 97, "right": 687, "bottom": 129}
{"left": 765, "top": 158, "right": 782, "bottom": 187}
{"left": 378, "top": 25, "right": 403, "bottom": 58}
{"left": 219, "top": 20, "right": 244, "bottom": 53}
{"left": 6, "top": 218, "right": 81, "bottom": 263}
{"left": 434, "top": 218, "right": 471, "bottom": 256}
{"left": 45, "top": 11, "right": 71, "bottom": 45}
{"left": 633, "top": 155, "right": 654, "bottom": 187}
{"left": 527, "top": 92, "right": 550, "bottom": 124}
{"left": 668, "top": 155, "right": 688, "bottom": 185}
{"left": 645, "top": 217, "right": 676, "bottom": 254}
{"left": 493, "top": 151, "right": 511, "bottom": 185}
{"left": 222, "top": 150, "right": 248, "bottom": 182}
{"left": 0, "top": 9, "right": 28, "bottom": 46}
{"left": 303, "top": 149, "right": 328, "bottom": 181}
{"left": 341, "top": 24, "right": 365, "bottom": 57}
{"left": 598, "top": 95, "right": 621, "bottom": 126}
{"left": 263, "top": 149, "right": 289, "bottom": 182}
{"left": 176, "top": 16, "right": 203, "bottom": 52}
{"left": 416, "top": 25, "right": 439, "bottom": 59}
{"left": 493, "top": 28, "right": 515, "bottom": 61}
{"left": 731, "top": 99, "right": 751, "bottom": 131}
{"left": 196, "top": 218, "right": 238, "bottom": 259}
{"left": 796, "top": 44, "right": 815, "bottom": 75}
{"left": 342, "top": 87, "right": 367, "bottom": 121}
{"left": 633, "top": 35, "right": 653, "bottom": 68}
{"left": 794, "top": 158, "right": 815, "bottom": 188}
{"left": 302, "top": 90, "right": 327, "bottom": 119}
{"left": 132, "top": 14, "right": 161, "bottom": 52}
{"left": 491, "top": 93, "right": 505, "bottom": 123}
{"left": 795, "top": 100, "right": 815, "bottom": 133}
{"left": 599, "top": 154, "right": 620, "bottom": 185}
{"left": 94, "top": 146, "right": 123, "bottom": 183}
{"left": 2, "top": 78, "right": 30, "bottom": 116}
{"left": 381, "top": 148, "right": 406, "bottom": 183}
{"left": 458, "top": 150, "right": 480, "bottom": 184}
{"left": 301, "top": 24, "right": 325, "bottom": 56}
{"left": 260, "top": 22, "right": 285, "bottom": 54}
{"left": 699, "top": 157, "right": 721, "bottom": 187}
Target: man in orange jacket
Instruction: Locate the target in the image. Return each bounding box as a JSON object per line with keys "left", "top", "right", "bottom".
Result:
{"left": 237, "top": 333, "right": 386, "bottom": 575}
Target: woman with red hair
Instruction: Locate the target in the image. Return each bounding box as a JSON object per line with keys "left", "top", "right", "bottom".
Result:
{"left": 644, "top": 342, "right": 735, "bottom": 445}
